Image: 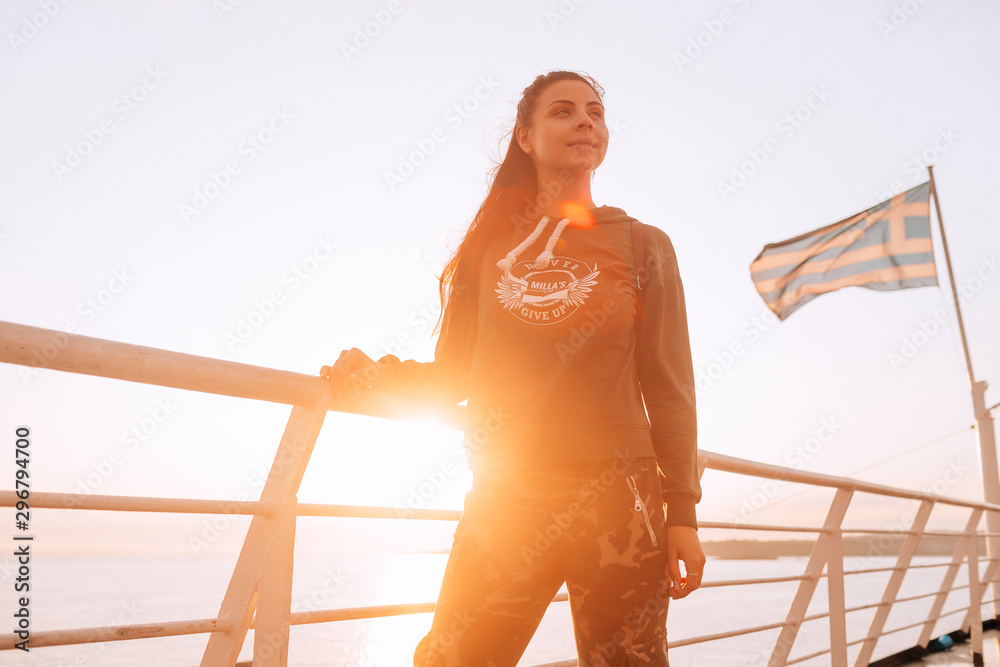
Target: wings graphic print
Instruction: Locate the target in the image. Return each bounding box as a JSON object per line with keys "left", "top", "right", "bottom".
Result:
{"left": 495, "top": 266, "right": 601, "bottom": 312}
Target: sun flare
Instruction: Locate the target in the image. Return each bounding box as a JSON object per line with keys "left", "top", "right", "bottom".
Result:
{"left": 560, "top": 201, "right": 595, "bottom": 228}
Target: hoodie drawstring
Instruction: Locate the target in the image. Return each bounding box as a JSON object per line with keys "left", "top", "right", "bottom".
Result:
{"left": 496, "top": 216, "right": 571, "bottom": 272}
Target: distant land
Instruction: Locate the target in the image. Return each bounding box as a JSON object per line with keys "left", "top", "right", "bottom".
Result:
{"left": 703, "top": 535, "right": 984, "bottom": 560}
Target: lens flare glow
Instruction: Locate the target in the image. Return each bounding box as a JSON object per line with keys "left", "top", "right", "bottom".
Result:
{"left": 560, "top": 201, "right": 595, "bottom": 229}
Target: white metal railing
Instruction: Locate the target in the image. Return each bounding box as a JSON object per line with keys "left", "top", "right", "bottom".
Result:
{"left": 0, "top": 320, "right": 997, "bottom": 667}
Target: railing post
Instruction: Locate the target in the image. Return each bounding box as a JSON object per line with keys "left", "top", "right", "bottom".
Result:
{"left": 961, "top": 519, "right": 1000, "bottom": 632}
{"left": 971, "top": 380, "right": 1000, "bottom": 622}
{"left": 853, "top": 499, "right": 934, "bottom": 667}
{"left": 918, "top": 508, "right": 983, "bottom": 648}
{"left": 200, "top": 402, "right": 327, "bottom": 667}
{"left": 254, "top": 497, "right": 298, "bottom": 666}
{"left": 827, "top": 523, "right": 847, "bottom": 667}
{"left": 769, "top": 487, "right": 853, "bottom": 667}
{"left": 967, "top": 510, "right": 985, "bottom": 666}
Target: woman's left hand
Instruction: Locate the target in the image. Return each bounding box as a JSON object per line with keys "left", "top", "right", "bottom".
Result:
{"left": 665, "top": 525, "right": 706, "bottom": 599}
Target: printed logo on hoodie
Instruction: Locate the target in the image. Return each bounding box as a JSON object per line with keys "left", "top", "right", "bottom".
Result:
{"left": 494, "top": 216, "right": 600, "bottom": 325}
{"left": 496, "top": 256, "right": 600, "bottom": 324}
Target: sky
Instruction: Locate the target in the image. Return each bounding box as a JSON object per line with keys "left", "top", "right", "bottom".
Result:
{"left": 1, "top": 0, "right": 999, "bottom": 555}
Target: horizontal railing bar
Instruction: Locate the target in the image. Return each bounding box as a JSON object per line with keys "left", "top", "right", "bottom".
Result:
{"left": 0, "top": 492, "right": 464, "bottom": 522}
{"left": 0, "top": 321, "right": 321, "bottom": 406}
{"left": 0, "top": 595, "right": 577, "bottom": 652}
{"left": 287, "top": 593, "right": 569, "bottom": 626}
{"left": 844, "top": 563, "right": 948, "bottom": 576}
{"left": 844, "top": 562, "right": 997, "bottom": 581}
{"left": 703, "top": 451, "right": 1000, "bottom": 512}
{"left": 12, "top": 489, "right": 995, "bottom": 545}
{"left": 785, "top": 646, "right": 832, "bottom": 665}
{"left": 839, "top": 529, "right": 979, "bottom": 538}
{"left": 849, "top": 566, "right": 908, "bottom": 576}
{"left": 838, "top": 528, "right": 1000, "bottom": 539}
{"left": 9, "top": 485, "right": 998, "bottom": 542}
{"left": 938, "top": 607, "right": 972, "bottom": 620}
{"left": 0, "top": 618, "right": 224, "bottom": 650}
{"left": 844, "top": 608, "right": 993, "bottom": 651}
{"left": 698, "top": 520, "right": 827, "bottom": 533}
{"left": 12, "top": 488, "right": 997, "bottom": 557}
{"left": 854, "top": 616, "right": 949, "bottom": 645}
{"left": 0, "top": 490, "right": 275, "bottom": 515}
{"left": 847, "top": 599, "right": 911, "bottom": 615}
{"left": 890, "top": 590, "right": 955, "bottom": 607}
{"left": 844, "top": 591, "right": 974, "bottom": 616}
{"left": 666, "top": 619, "right": 793, "bottom": 648}
{"left": 297, "top": 503, "right": 462, "bottom": 521}
{"left": 887, "top": 561, "right": 955, "bottom": 572}
{"left": 290, "top": 602, "right": 435, "bottom": 624}
{"left": 700, "top": 574, "right": 811, "bottom": 588}
{"left": 0, "top": 320, "right": 465, "bottom": 426}
{"left": 921, "top": 530, "right": 1000, "bottom": 538}
{"left": 840, "top": 529, "right": 928, "bottom": 536}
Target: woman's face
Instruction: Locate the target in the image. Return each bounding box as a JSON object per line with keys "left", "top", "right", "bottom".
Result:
{"left": 517, "top": 79, "right": 609, "bottom": 178}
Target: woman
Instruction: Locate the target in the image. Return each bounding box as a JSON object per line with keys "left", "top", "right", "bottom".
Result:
{"left": 323, "top": 70, "right": 704, "bottom": 667}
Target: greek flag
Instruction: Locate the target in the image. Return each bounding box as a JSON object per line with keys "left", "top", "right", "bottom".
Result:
{"left": 751, "top": 182, "right": 937, "bottom": 320}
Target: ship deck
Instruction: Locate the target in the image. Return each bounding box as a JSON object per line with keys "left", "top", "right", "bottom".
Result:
{"left": 897, "top": 627, "right": 999, "bottom": 665}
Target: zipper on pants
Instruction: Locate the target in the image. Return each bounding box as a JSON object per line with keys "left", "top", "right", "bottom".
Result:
{"left": 626, "top": 474, "right": 657, "bottom": 547}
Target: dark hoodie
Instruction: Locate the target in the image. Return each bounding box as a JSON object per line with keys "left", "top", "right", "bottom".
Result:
{"left": 375, "top": 206, "right": 701, "bottom": 527}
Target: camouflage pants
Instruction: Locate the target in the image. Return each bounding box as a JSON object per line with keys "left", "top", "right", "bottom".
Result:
{"left": 414, "top": 455, "right": 670, "bottom": 667}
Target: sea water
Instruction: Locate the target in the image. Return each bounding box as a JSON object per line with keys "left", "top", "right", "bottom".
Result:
{"left": 0, "top": 553, "right": 989, "bottom": 667}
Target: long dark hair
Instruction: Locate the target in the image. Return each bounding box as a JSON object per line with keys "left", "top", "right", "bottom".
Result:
{"left": 434, "top": 70, "right": 605, "bottom": 335}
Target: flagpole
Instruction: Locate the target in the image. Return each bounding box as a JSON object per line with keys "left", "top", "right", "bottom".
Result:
{"left": 928, "top": 165, "right": 1000, "bottom": 621}
{"left": 928, "top": 166, "right": 976, "bottom": 384}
